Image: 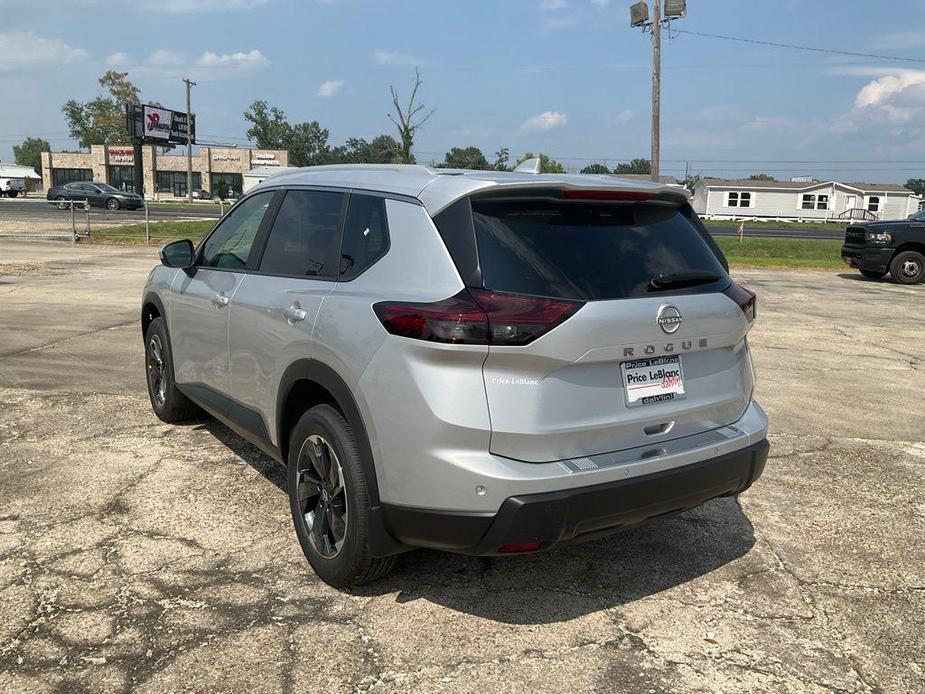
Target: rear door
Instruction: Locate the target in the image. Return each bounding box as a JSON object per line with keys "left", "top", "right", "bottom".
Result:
{"left": 227, "top": 188, "right": 346, "bottom": 439}
{"left": 466, "top": 194, "right": 755, "bottom": 462}
{"left": 169, "top": 191, "right": 276, "bottom": 395}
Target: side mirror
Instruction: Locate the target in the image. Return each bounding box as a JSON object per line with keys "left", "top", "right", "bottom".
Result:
{"left": 160, "top": 239, "right": 195, "bottom": 268}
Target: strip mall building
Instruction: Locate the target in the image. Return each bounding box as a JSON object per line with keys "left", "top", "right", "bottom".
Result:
{"left": 40, "top": 145, "right": 289, "bottom": 198}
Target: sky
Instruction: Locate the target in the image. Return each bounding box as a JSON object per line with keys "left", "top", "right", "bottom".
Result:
{"left": 2, "top": 0, "right": 925, "bottom": 183}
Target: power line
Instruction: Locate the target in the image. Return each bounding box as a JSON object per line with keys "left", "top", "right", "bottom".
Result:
{"left": 672, "top": 29, "right": 925, "bottom": 64}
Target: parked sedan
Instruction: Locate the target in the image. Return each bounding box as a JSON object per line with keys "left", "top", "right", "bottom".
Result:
{"left": 46, "top": 182, "right": 144, "bottom": 210}
{"left": 191, "top": 188, "right": 212, "bottom": 200}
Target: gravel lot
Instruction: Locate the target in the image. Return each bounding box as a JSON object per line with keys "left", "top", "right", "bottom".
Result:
{"left": 0, "top": 240, "right": 922, "bottom": 693}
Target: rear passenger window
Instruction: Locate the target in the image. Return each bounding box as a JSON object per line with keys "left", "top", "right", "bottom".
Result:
{"left": 259, "top": 190, "right": 345, "bottom": 278}
{"left": 339, "top": 194, "right": 389, "bottom": 279}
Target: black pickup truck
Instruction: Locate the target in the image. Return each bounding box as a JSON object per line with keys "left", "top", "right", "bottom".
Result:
{"left": 841, "top": 210, "right": 925, "bottom": 284}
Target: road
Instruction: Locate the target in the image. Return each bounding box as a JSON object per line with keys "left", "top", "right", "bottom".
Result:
{"left": 0, "top": 240, "right": 922, "bottom": 693}
{"left": 0, "top": 198, "right": 222, "bottom": 223}
{"left": 706, "top": 224, "right": 845, "bottom": 240}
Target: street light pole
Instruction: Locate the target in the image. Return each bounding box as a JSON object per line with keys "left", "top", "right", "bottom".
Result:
{"left": 183, "top": 77, "right": 196, "bottom": 203}
{"left": 650, "top": 0, "right": 661, "bottom": 184}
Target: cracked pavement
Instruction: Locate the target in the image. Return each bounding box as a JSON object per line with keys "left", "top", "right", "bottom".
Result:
{"left": 0, "top": 240, "right": 922, "bottom": 693}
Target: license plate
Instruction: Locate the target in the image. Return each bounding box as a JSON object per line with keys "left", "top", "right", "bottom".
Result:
{"left": 621, "top": 355, "right": 686, "bottom": 407}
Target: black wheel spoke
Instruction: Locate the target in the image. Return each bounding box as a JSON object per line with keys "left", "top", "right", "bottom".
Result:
{"left": 297, "top": 434, "right": 348, "bottom": 560}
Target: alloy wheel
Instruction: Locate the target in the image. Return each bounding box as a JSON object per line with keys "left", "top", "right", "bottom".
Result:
{"left": 296, "top": 434, "right": 348, "bottom": 558}
{"left": 147, "top": 334, "right": 167, "bottom": 408}
{"left": 901, "top": 258, "right": 921, "bottom": 279}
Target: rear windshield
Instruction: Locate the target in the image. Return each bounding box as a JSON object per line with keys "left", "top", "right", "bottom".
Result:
{"left": 471, "top": 199, "right": 728, "bottom": 301}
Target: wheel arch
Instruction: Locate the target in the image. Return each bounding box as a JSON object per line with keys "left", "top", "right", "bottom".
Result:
{"left": 141, "top": 291, "right": 167, "bottom": 339}
{"left": 276, "top": 359, "right": 381, "bottom": 506}
{"left": 892, "top": 242, "right": 925, "bottom": 258}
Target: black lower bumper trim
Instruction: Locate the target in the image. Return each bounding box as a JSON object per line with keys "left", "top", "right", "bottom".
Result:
{"left": 381, "top": 439, "right": 769, "bottom": 555}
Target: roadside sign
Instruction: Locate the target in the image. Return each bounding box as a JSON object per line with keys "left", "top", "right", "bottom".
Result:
{"left": 125, "top": 104, "right": 195, "bottom": 145}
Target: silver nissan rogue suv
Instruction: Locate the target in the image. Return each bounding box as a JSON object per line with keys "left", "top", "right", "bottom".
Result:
{"left": 141, "top": 164, "right": 769, "bottom": 587}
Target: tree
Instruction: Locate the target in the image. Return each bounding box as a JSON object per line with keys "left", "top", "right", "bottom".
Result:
{"left": 243, "top": 100, "right": 333, "bottom": 166}
{"left": 62, "top": 71, "right": 142, "bottom": 148}
{"left": 214, "top": 179, "right": 230, "bottom": 200}
{"left": 492, "top": 146, "right": 510, "bottom": 172}
{"left": 613, "top": 158, "right": 650, "bottom": 174}
{"left": 388, "top": 68, "right": 434, "bottom": 164}
{"left": 333, "top": 135, "right": 401, "bottom": 164}
{"left": 13, "top": 137, "right": 50, "bottom": 172}
{"left": 243, "top": 100, "right": 291, "bottom": 150}
{"left": 581, "top": 163, "right": 611, "bottom": 175}
{"left": 440, "top": 146, "right": 490, "bottom": 170}
{"left": 748, "top": 173, "right": 776, "bottom": 181}
{"left": 905, "top": 178, "right": 925, "bottom": 196}
{"left": 516, "top": 152, "right": 566, "bottom": 174}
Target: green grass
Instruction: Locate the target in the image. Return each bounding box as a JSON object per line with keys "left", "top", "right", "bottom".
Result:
{"left": 89, "top": 219, "right": 846, "bottom": 270}
{"left": 716, "top": 236, "right": 844, "bottom": 269}
{"left": 706, "top": 218, "right": 846, "bottom": 232}
{"left": 86, "top": 219, "right": 215, "bottom": 244}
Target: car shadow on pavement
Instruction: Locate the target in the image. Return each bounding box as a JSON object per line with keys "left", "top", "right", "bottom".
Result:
{"left": 203, "top": 420, "right": 756, "bottom": 625}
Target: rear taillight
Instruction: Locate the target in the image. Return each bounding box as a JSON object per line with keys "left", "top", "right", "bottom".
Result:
{"left": 724, "top": 282, "right": 756, "bottom": 322}
{"left": 373, "top": 290, "right": 582, "bottom": 346}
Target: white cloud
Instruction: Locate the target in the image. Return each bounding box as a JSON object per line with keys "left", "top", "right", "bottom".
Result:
{"left": 316, "top": 79, "right": 343, "bottom": 97}
{"left": 373, "top": 49, "right": 426, "bottom": 66}
{"left": 106, "top": 52, "right": 129, "bottom": 67}
{"left": 521, "top": 110, "right": 568, "bottom": 131}
{"left": 541, "top": 14, "right": 579, "bottom": 30}
{"left": 591, "top": 0, "right": 611, "bottom": 6}
{"left": 540, "top": 0, "right": 569, "bottom": 9}
{"left": 612, "top": 109, "right": 633, "bottom": 124}
{"left": 854, "top": 69, "right": 925, "bottom": 122}
{"left": 0, "top": 31, "right": 87, "bottom": 71}
{"left": 111, "top": 48, "right": 270, "bottom": 80}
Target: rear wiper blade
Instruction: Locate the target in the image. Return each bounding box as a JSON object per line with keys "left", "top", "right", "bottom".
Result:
{"left": 649, "top": 270, "right": 722, "bottom": 290}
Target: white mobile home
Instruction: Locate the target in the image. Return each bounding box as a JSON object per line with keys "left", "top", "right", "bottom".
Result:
{"left": 692, "top": 178, "right": 921, "bottom": 222}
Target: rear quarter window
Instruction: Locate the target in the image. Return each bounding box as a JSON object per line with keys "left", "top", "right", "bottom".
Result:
{"left": 471, "top": 199, "right": 729, "bottom": 300}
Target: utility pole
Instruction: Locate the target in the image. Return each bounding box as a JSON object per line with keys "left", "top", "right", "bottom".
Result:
{"left": 631, "top": 1, "right": 686, "bottom": 184}
{"left": 183, "top": 77, "right": 196, "bottom": 203}
{"left": 650, "top": 0, "right": 661, "bottom": 183}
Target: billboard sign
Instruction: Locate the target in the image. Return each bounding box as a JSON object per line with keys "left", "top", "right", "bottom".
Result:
{"left": 126, "top": 104, "right": 196, "bottom": 145}
{"left": 143, "top": 106, "right": 173, "bottom": 140}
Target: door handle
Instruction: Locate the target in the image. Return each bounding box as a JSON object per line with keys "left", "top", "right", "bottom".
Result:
{"left": 283, "top": 305, "right": 307, "bottom": 324}
{"left": 210, "top": 293, "right": 229, "bottom": 308}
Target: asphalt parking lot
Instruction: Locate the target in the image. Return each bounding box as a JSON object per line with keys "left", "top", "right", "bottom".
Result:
{"left": 0, "top": 240, "right": 922, "bottom": 693}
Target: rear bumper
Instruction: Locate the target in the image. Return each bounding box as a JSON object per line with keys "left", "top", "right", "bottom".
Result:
{"left": 841, "top": 245, "right": 893, "bottom": 272}
{"left": 380, "top": 438, "right": 769, "bottom": 555}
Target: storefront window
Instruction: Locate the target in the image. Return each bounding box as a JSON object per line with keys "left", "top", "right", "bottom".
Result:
{"left": 210, "top": 173, "right": 243, "bottom": 198}
{"left": 108, "top": 166, "right": 136, "bottom": 193}
{"left": 156, "top": 171, "right": 202, "bottom": 196}
{"left": 52, "top": 169, "right": 93, "bottom": 186}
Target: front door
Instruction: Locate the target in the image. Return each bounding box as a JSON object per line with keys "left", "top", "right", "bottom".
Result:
{"left": 844, "top": 194, "right": 856, "bottom": 212}
{"left": 168, "top": 191, "right": 276, "bottom": 395}
{"left": 228, "top": 188, "right": 347, "bottom": 444}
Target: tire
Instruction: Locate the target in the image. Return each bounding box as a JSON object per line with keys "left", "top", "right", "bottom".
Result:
{"left": 287, "top": 404, "right": 396, "bottom": 587}
{"left": 889, "top": 250, "right": 925, "bottom": 285}
{"left": 106, "top": 197, "right": 121, "bottom": 210}
{"left": 55, "top": 195, "right": 68, "bottom": 210}
{"left": 144, "top": 317, "right": 200, "bottom": 423}
{"left": 8, "top": 191, "right": 17, "bottom": 199}
{"left": 860, "top": 269, "right": 886, "bottom": 279}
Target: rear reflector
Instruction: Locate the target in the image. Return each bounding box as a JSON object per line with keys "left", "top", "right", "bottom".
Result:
{"left": 723, "top": 282, "right": 756, "bottom": 322}
{"left": 562, "top": 189, "right": 654, "bottom": 201}
{"left": 373, "top": 290, "right": 582, "bottom": 346}
{"left": 498, "top": 539, "right": 541, "bottom": 553}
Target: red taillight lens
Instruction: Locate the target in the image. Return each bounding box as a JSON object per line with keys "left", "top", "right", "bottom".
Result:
{"left": 562, "top": 189, "right": 654, "bottom": 201}
{"left": 498, "top": 539, "right": 541, "bottom": 553}
{"left": 723, "top": 282, "right": 756, "bottom": 322}
{"left": 373, "top": 290, "right": 582, "bottom": 346}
